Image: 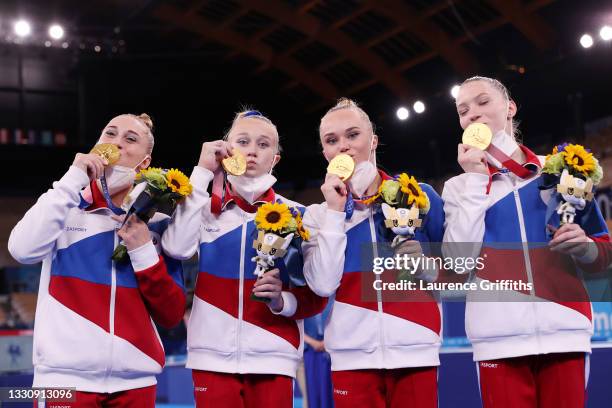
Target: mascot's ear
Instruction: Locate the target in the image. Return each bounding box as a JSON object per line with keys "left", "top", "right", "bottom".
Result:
{"left": 585, "top": 178, "right": 593, "bottom": 193}
{"left": 559, "top": 168, "right": 571, "bottom": 187}
{"left": 381, "top": 203, "right": 393, "bottom": 219}
{"left": 408, "top": 204, "right": 419, "bottom": 220}
{"left": 281, "top": 234, "right": 294, "bottom": 250}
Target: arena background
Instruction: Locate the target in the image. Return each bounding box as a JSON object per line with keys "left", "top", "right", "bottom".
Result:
{"left": 0, "top": 0, "right": 611, "bottom": 406}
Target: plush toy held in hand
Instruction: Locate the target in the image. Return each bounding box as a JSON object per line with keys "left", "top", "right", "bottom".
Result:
{"left": 541, "top": 143, "right": 603, "bottom": 238}
{"left": 251, "top": 201, "right": 309, "bottom": 302}
{"left": 252, "top": 231, "right": 294, "bottom": 278}
{"left": 381, "top": 203, "right": 422, "bottom": 247}
{"left": 556, "top": 169, "right": 594, "bottom": 225}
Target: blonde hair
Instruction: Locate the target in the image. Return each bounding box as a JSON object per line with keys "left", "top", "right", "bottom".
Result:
{"left": 320, "top": 97, "right": 375, "bottom": 135}
{"left": 129, "top": 113, "right": 155, "bottom": 154}
{"left": 460, "top": 76, "right": 520, "bottom": 139}
{"left": 223, "top": 109, "right": 282, "bottom": 154}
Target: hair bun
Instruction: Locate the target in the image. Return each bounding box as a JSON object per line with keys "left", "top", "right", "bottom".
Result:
{"left": 138, "top": 113, "right": 153, "bottom": 131}
{"left": 334, "top": 97, "right": 357, "bottom": 109}
{"left": 322, "top": 97, "right": 375, "bottom": 134}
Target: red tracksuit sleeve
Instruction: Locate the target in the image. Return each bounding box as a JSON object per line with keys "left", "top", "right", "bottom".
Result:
{"left": 135, "top": 255, "right": 186, "bottom": 329}
{"left": 577, "top": 234, "right": 612, "bottom": 273}
{"left": 287, "top": 285, "right": 328, "bottom": 320}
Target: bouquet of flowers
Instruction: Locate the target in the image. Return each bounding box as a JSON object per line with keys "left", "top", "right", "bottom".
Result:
{"left": 363, "top": 173, "right": 430, "bottom": 281}
{"left": 251, "top": 201, "right": 309, "bottom": 302}
{"left": 541, "top": 143, "right": 603, "bottom": 235}
{"left": 112, "top": 168, "right": 193, "bottom": 262}
{"left": 364, "top": 173, "right": 430, "bottom": 244}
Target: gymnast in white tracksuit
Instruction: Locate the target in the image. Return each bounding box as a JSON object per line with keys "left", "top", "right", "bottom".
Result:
{"left": 443, "top": 76, "right": 610, "bottom": 408}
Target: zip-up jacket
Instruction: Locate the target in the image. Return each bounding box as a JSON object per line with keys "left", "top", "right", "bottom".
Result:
{"left": 442, "top": 146, "right": 610, "bottom": 361}
{"left": 302, "top": 170, "right": 446, "bottom": 371}
{"left": 162, "top": 166, "right": 326, "bottom": 378}
{"left": 8, "top": 166, "right": 186, "bottom": 392}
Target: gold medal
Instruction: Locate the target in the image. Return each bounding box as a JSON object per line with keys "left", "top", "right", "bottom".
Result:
{"left": 90, "top": 143, "right": 121, "bottom": 165}
{"left": 462, "top": 123, "right": 492, "bottom": 150}
{"left": 222, "top": 151, "right": 247, "bottom": 176}
{"left": 327, "top": 153, "right": 355, "bottom": 181}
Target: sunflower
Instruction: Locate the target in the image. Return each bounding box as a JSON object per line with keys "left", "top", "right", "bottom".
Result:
{"left": 255, "top": 202, "right": 293, "bottom": 233}
{"left": 399, "top": 173, "right": 429, "bottom": 210}
{"left": 561, "top": 144, "right": 596, "bottom": 176}
{"left": 166, "top": 168, "right": 193, "bottom": 196}
{"left": 295, "top": 213, "right": 310, "bottom": 241}
{"left": 546, "top": 143, "right": 572, "bottom": 161}
{"left": 298, "top": 226, "right": 310, "bottom": 241}
{"left": 397, "top": 174, "right": 411, "bottom": 193}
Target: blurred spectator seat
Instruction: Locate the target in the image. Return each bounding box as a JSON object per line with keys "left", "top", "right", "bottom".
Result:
{"left": 11, "top": 292, "right": 36, "bottom": 325}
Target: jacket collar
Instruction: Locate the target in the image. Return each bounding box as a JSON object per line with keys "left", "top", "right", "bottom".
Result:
{"left": 222, "top": 182, "right": 276, "bottom": 213}
{"left": 487, "top": 144, "right": 541, "bottom": 176}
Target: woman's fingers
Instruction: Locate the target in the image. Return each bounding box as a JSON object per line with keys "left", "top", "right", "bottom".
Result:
{"left": 253, "top": 283, "right": 281, "bottom": 293}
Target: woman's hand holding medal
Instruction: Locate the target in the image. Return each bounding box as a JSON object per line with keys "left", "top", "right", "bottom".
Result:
{"left": 457, "top": 122, "right": 491, "bottom": 175}
{"left": 77, "top": 143, "right": 121, "bottom": 181}
{"left": 457, "top": 144, "right": 489, "bottom": 175}
{"left": 73, "top": 153, "right": 108, "bottom": 181}
{"left": 198, "top": 140, "right": 235, "bottom": 173}
{"left": 321, "top": 173, "right": 348, "bottom": 212}
{"left": 322, "top": 153, "right": 354, "bottom": 212}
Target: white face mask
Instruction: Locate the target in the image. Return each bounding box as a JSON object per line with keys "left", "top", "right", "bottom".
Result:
{"left": 104, "top": 164, "right": 137, "bottom": 196}
{"left": 346, "top": 134, "right": 377, "bottom": 197}
{"left": 348, "top": 160, "right": 377, "bottom": 197}
{"left": 92, "top": 138, "right": 148, "bottom": 196}
{"left": 485, "top": 98, "right": 519, "bottom": 167}
{"left": 227, "top": 155, "right": 278, "bottom": 204}
{"left": 102, "top": 155, "right": 148, "bottom": 196}
{"left": 228, "top": 173, "right": 277, "bottom": 204}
